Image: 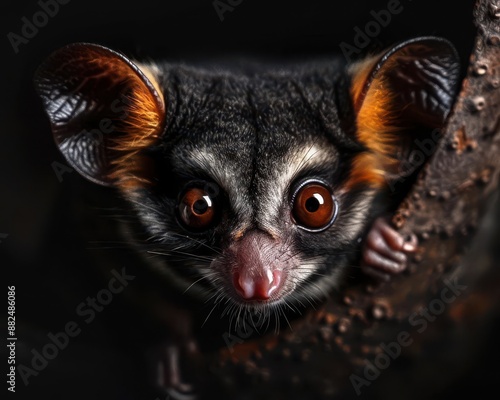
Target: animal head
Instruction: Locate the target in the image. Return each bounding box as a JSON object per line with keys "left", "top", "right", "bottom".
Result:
{"left": 34, "top": 38, "right": 459, "bottom": 312}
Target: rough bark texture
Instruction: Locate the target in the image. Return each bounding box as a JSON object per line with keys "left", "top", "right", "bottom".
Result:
{"left": 201, "top": 1, "right": 500, "bottom": 398}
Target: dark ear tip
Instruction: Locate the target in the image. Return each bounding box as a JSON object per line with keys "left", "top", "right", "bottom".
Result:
{"left": 34, "top": 42, "right": 164, "bottom": 119}
{"left": 34, "top": 42, "right": 121, "bottom": 87}
{"left": 34, "top": 42, "right": 98, "bottom": 77}
{"left": 34, "top": 43, "right": 108, "bottom": 112}
{"left": 381, "top": 36, "right": 460, "bottom": 126}
{"left": 375, "top": 36, "right": 460, "bottom": 81}
{"left": 384, "top": 36, "right": 459, "bottom": 58}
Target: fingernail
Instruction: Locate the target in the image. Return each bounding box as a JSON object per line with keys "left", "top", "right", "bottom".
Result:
{"left": 403, "top": 242, "right": 416, "bottom": 252}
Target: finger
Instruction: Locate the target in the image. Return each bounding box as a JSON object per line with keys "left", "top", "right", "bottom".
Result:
{"left": 362, "top": 248, "right": 407, "bottom": 275}
{"left": 365, "top": 227, "right": 408, "bottom": 263}
{"left": 375, "top": 217, "right": 418, "bottom": 252}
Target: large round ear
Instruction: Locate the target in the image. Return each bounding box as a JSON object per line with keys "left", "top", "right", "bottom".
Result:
{"left": 34, "top": 43, "right": 166, "bottom": 188}
{"left": 346, "top": 37, "right": 460, "bottom": 189}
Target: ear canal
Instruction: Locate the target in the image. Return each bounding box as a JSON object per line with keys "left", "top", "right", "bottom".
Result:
{"left": 347, "top": 36, "right": 460, "bottom": 190}
{"left": 34, "top": 43, "right": 166, "bottom": 188}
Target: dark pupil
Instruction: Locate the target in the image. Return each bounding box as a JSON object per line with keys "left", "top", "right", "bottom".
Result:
{"left": 305, "top": 196, "right": 320, "bottom": 213}
{"left": 193, "top": 198, "right": 209, "bottom": 215}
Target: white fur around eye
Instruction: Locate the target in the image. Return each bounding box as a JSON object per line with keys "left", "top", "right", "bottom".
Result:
{"left": 184, "top": 143, "right": 339, "bottom": 235}
{"left": 185, "top": 148, "right": 253, "bottom": 222}
{"left": 257, "top": 143, "right": 335, "bottom": 228}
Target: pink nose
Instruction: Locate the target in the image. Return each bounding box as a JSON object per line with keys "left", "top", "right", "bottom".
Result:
{"left": 233, "top": 270, "right": 282, "bottom": 301}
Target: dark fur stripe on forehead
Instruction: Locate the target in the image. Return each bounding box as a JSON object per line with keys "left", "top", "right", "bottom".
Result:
{"left": 152, "top": 60, "right": 364, "bottom": 173}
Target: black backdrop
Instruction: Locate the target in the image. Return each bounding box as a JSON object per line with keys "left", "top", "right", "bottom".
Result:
{"left": 1, "top": 1, "right": 486, "bottom": 399}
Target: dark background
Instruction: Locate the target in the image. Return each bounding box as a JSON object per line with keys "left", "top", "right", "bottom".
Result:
{"left": 2, "top": 0, "right": 491, "bottom": 399}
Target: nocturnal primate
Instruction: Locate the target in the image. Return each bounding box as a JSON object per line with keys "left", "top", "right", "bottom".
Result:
{"left": 34, "top": 37, "right": 459, "bottom": 396}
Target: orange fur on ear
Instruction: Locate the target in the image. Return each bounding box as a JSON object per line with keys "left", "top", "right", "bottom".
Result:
{"left": 345, "top": 55, "right": 402, "bottom": 190}
{"left": 107, "top": 63, "right": 165, "bottom": 190}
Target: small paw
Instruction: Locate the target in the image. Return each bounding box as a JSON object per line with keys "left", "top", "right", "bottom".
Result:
{"left": 361, "top": 216, "right": 418, "bottom": 281}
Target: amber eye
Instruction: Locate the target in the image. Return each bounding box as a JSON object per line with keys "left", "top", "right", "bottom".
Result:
{"left": 292, "top": 181, "right": 338, "bottom": 231}
{"left": 178, "top": 187, "right": 217, "bottom": 230}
